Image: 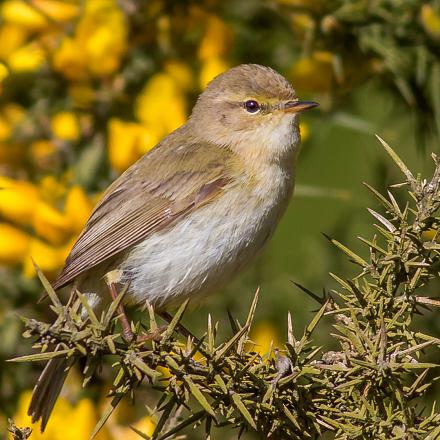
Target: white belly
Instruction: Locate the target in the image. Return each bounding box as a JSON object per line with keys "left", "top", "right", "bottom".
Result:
{"left": 119, "top": 168, "right": 294, "bottom": 310}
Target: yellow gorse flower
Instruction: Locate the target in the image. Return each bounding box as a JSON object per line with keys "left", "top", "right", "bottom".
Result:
{"left": 53, "top": 0, "right": 127, "bottom": 80}
{"left": 421, "top": 4, "right": 440, "bottom": 40}
{"left": 0, "top": 24, "right": 29, "bottom": 60}
{"left": 51, "top": 111, "right": 81, "bottom": 142}
{"left": 0, "top": 176, "right": 40, "bottom": 225}
{"left": 0, "top": 223, "right": 30, "bottom": 265}
{"left": 300, "top": 121, "right": 310, "bottom": 142}
{"left": 198, "top": 15, "right": 233, "bottom": 61}
{"left": 11, "top": 391, "right": 110, "bottom": 440}
{"left": 135, "top": 72, "right": 187, "bottom": 133}
{"left": 134, "top": 71, "right": 187, "bottom": 155}
{"left": 0, "top": 63, "right": 9, "bottom": 89}
{"left": 1, "top": 0, "right": 79, "bottom": 31}
{"left": 199, "top": 56, "right": 230, "bottom": 89}
{"left": 22, "top": 238, "right": 66, "bottom": 278}
{"left": 108, "top": 118, "right": 160, "bottom": 172}
{"left": 291, "top": 51, "right": 334, "bottom": 93}
{"left": 198, "top": 14, "right": 232, "bottom": 89}
{"left": 0, "top": 175, "right": 94, "bottom": 277}
{"left": 0, "top": 103, "right": 25, "bottom": 142}
{"left": 7, "top": 41, "right": 45, "bottom": 72}
{"left": 250, "top": 321, "right": 281, "bottom": 356}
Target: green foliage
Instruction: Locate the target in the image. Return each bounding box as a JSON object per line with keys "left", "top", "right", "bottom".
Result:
{"left": 9, "top": 139, "right": 440, "bottom": 439}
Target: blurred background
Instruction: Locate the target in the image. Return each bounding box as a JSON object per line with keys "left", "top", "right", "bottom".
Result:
{"left": 0, "top": 0, "right": 440, "bottom": 438}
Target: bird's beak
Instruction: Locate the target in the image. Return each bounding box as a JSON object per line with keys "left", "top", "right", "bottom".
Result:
{"left": 283, "top": 100, "right": 319, "bottom": 113}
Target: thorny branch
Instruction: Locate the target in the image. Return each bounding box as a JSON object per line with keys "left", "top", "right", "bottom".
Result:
{"left": 10, "top": 140, "right": 440, "bottom": 439}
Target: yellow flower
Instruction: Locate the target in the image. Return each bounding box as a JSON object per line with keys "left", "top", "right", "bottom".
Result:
{"left": 11, "top": 391, "right": 110, "bottom": 440}
{"left": 0, "top": 176, "right": 39, "bottom": 226}
{"left": 300, "top": 121, "right": 310, "bottom": 142}
{"left": 135, "top": 73, "right": 187, "bottom": 136}
{"left": 291, "top": 51, "right": 334, "bottom": 93}
{"left": 64, "top": 185, "right": 94, "bottom": 233}
{"left": 3, "top": 102, "right": 25, "bottom": 126}
{"left": 76, "top": 0, "right": 127, "bottom": 78}
{"left": 1, "top": 0, "right": 78, "bottom": 34}
{"left": 0, "top": 63, "right": 8, "bottom": 93}
{"left": 0, "top": 116, "right": 12, "bottom": 142}
{"left": 108, "top": 118, "right": 160, "bottom": 172}
{"left": 51, "top": 111, "right": 80, "bottom": 141}
{"left": 197, "top": 15, "right": 233, "bottom": 61}
{"left": 33, "top": 0, "right": 79, "bottom": 22}
{"left": 0, "top": 25, "right": 29, "bottom": 61}
{"left": 53, "top": 37, "right": 88, "bottom": 81}
{"left": 0, "top": 223, "right": 30, "bottom": 265}
{"left": 289, "top": 12, "right": 315, "bottom": 38}
{"left": 108, "top": 118, "right": 141, "bottom": 172}
{"left": 199, "top": 56, "right": 230, "bottom": 89}
{"left": 23, "top": 238, "right": 65, "bottom": 278}
{"left": 137, "top": 125, "right": 161, "bottom": 154}
{"left": 164, "top": 60, "right": 194, "bottom": 91}
{"left": 8, "top": 42, "right": 45, "bottom": 72}
{"left": 33, "top": 200, "right": 72, "bottom": 245}
{"left": 421, "top": 4, "right": 440, "bottom": 40}
{"left": 421, "top": 228, "right": 438, "bottom": 242}
{"left": 0, "top": 103, "right": 25, "bottom": 141}
{"left": 53, "top": 0, "right": 127, "bottom": 79}
{"left": 250, "top": 321, "right": 281, "bottom": 355}
{"left": 1, "top": 0, "right": 48, "bottom": 30}
{"left": 84, "top": 26, "right": 126, "bottom": 77}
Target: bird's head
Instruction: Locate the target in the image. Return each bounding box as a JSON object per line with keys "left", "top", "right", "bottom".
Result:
{"left": 189, "top": 64, "right": 318, "bottom": 162}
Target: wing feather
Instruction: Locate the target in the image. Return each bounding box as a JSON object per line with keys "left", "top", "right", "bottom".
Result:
{"left": 52, "top": 135, "right": 240, "bottom": 290}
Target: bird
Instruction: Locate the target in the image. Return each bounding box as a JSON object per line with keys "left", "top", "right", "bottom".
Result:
{"left": 28, "top": 63, "right": 318, "bottom": 431}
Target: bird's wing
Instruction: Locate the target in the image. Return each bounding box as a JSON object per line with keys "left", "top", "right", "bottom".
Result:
{"left": 52, "top": 135, "right": 242, "bottom": 290}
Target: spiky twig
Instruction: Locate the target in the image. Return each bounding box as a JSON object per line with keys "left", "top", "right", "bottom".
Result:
{"left": 9, "top": 139, "right": 440, "bottom": 440}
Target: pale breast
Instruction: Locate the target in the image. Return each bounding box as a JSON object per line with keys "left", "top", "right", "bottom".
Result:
{"left": 120, "top": 163, "right": 294, "bottom": 310}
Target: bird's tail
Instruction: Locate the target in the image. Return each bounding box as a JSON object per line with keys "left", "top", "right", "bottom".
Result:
{"left": 28, "top": 357, "right": 73, "bottom": 432}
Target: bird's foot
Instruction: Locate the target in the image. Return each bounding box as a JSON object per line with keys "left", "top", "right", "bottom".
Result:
{"left": 105, "top": 271, "right": 134, "bottom": 343}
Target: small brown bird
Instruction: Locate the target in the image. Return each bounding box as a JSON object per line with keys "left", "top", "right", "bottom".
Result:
{"left": 29, "top": 64, "right": 318, "bottom": 430}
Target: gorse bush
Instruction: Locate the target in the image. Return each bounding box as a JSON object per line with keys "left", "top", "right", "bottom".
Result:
{"left": 2, "top": 0, "right": 440, "bottom": 438}
{"left": 10, "top": 140, "right": 440, "bottom": 439}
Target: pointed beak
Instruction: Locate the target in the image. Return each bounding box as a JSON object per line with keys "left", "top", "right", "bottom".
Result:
{"left": 283, "top": 100, "right": 319, "bottom": 113}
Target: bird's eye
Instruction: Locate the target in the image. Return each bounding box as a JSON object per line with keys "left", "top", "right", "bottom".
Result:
{"left": 244, "top": 100, "right": 260, "bottom": 113}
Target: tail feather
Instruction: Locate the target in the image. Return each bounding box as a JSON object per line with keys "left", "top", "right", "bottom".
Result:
{"left": 28, "top": 358, "right": 72, "bottom": 432}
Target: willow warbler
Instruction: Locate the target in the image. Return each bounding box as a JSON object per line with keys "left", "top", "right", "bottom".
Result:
{"left": 29, "top": 64, "right": 318, "bottom": 430}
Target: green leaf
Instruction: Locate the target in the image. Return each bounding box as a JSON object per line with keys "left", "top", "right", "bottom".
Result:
{"left": 32, "top": 259, "right": 62, "bottom": 308}
{"left": 237, "top": 287, "right": 259, "bottom": 354}
{"left": 160, "top": 299, "right": 189, "bottom": 343}
{"left": 231, "top": 393, "right": 257, "bottom": 430}
{"left": 184, "top": 377, "right": 217, "bottom": 419}
{"left": 8, "top": 349, "right": 70, "bottom": 363}
{"left": 89, "top": 394, "right": 123, "bottom": 440}
{"left": 324, "top": 234, "right": 369, "bottom": 267}
{"left": 375, "top": 135, "right": 416, "bottom": 185}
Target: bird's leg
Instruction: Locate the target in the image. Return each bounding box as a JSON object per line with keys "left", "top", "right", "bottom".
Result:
{"left": 105, "top": 270, "right": 134, "bottom": 343}
{"left": 158, "top": 311, "right": 200, "bottom": 345}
